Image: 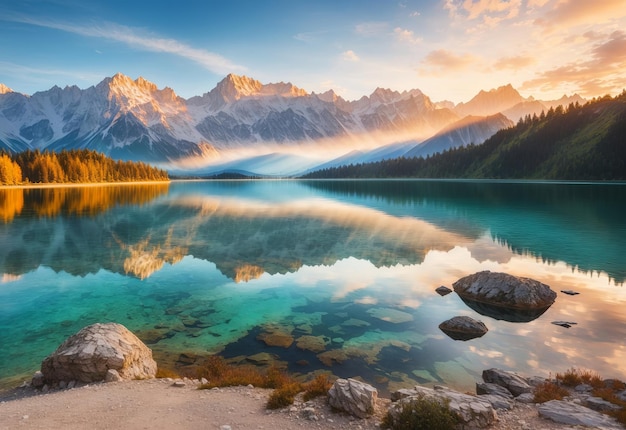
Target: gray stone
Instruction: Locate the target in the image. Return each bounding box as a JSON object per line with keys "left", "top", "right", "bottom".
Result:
{"left": 476, "top": 381, "right": 513, "bottom": 399}
{"left": 575, "top": 383, "right": 593, "bottom": 392}
{"left": 538, "top": 400, "right": 622, "bottom": 428}
{"left": 439, "top": 316, "right": 488, "bottom": 341}
{"left": 482, "top": 368, "right": 532, "bottom": 397}
{"left": 41, "top": 323, "right": 157, "bottom": 383}
{"left": 585, "top": 396, "right": 621, "bottom": 412}
{"left": 31, "top": 371, "right": 44, "bottom": 388}
{"left": 436, "top": 286, "right": 453, "bottom": 296}
{"left": 301, "top": 407, "right": 318, "bottom": 421}
{"left": 453, "top": 271, "right": 556, "bottom": 310}
{"left": 388, "top": 385, "right": 496, "bottom": 429}
{"left": 479, "top": 394, "right": 513, "bottom": 410}
{"left": 515, "top": 393, "right": 535, "bottom": 404}
{"left": 390, "top": 388, "right": 419, "bottom": 402}
{"left": 328, "top": 378, "right": 377, "bottom": 418}
{"left": 105, "top": 369, "right": 122, "bottom": 382}
{"left": 618, "top": 389, "right": 626, "bottom": 402}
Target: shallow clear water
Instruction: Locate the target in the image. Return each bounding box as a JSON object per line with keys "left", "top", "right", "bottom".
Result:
{"left": 1, "top": 180, "right": 625, "bottom": 394}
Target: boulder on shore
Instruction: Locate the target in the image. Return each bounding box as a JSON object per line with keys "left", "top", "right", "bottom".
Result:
{"left": 328, "top": 378, "right": 377, "bottom": 418}
{"left": 439, "top": 316, "right": 488, "bottom": 341}
{"left": 41, "top": 322, "right": 157, "bottom": 384}
{"left": 538, "top": 399, "right": 623, "bottom": 429}
{"left": 389, "top": 385, "right": 497, "bottom": 429}
{"left": 482, "top": 368, "right": 532, "bottom": 397}
{"left": 453, "top": 271, "right": 556, "bottom": 322}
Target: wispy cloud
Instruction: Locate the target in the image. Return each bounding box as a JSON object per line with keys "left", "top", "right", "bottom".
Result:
{"left": 342, "top": 50, "right": 360, "bottom": 62}
{"left": 354, "top": 21, "right": 388, "bottom": 36}
{"left": 394, "top": 27, "right": 422, "bottom": 44}
{"left": 419, "top": 49, "right": 477, "bottom": 74}
{"left": 493, "top": 54, "right": 535, "bottom": 70}
{"left": 522, "top": 30, "right": 626, "bottom": 96}
{"left": 6, "top": 16, "right": 247, "bottom": 75}
{"left": 535, "top": 0, "right": 626, "bottom": 30}
{"left": 0, "top": 61, "right": 103, "bottom": 86}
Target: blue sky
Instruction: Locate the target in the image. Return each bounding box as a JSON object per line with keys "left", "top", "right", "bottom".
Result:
{"left": 1, "top": 0, "right": 625, "bottom": 103}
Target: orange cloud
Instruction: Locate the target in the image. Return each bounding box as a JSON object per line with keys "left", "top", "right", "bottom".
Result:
{"left": 521, "top": 30, "right": 626, "bottom": 96}
{"left": 535, "top": 0, "right": 626, "bottom": 30}
{"left": 419, "top": 49, "right": 476, "bottom": 74}
{"left": 493, "top": 54, "right": 536, "bottom": 70}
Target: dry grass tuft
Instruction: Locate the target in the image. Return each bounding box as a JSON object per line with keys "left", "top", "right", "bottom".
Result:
{"left": 556, "top": 368, "right": 603, "bottom": 388}
{"left": 267, "top": 382, "right": 303, "bottom": 409}
{"left": 196, "top": 356, "right": 305, "bottom": 409}
{"left": 155, "top": 367, "right": 180, "bottom": 379}
{"left": 533, "top": 381, "right": 570, "bottom": 403}
{"left": 302, "top": 374, "right": 333, "bottom": 401}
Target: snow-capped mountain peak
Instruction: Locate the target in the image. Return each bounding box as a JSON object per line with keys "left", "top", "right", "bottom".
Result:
{"left": 217, "top": 74, "right": 263, "bottom": 101}
{"left": 0, "top": 73, "right": 584, "bottom": 174}
{"left": 0, "top": 83, "right": 13, "bottom": 94}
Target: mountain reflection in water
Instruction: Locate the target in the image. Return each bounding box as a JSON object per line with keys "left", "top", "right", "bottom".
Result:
{"left": 1, "top": 180, "right": 625, "bottom": 395}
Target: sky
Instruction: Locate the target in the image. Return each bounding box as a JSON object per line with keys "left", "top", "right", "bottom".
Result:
{"left": 0, "top": 0, "right": 625, "bottom": 103}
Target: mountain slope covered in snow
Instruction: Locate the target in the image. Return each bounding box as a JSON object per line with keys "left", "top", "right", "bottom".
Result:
{"left": 0, "top": 73, "right": 584, "bottom": 175}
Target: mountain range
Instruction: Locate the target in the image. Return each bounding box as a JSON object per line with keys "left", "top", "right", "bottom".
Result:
{"left": 0, "top": 73, "right": 584, "bottom": 176}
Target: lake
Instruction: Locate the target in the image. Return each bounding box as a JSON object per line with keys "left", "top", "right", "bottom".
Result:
{"left": 1, "top": 179, "right": 625, "bottom": 394}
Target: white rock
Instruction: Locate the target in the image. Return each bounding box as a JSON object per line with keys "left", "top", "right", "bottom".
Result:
{"left": 328, "top": 378, "right": 377, "bottom": 418}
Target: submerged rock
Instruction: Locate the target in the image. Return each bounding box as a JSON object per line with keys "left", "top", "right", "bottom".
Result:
{"left": 366, "top": 307, "right": 413, "bottom": 324}
{"left": 328, "top": 378, "right": 378, "bottom": 418}
{"left": 453, "top": 271, "right": 556, "bottom": 322}
{"left": 41, "top": 322, "right": 157, "bottom": 384}
{"left": 439, "top": 315, "right": 488, "bottom": 341}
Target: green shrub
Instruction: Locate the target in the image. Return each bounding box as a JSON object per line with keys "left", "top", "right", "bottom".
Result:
{"left": 382, "top": 394, "right": 458, "bottom": 430}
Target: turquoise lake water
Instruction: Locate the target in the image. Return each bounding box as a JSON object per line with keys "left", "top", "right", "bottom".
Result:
{"left": 1, "top": 180, "right": 625, "bottom": 394}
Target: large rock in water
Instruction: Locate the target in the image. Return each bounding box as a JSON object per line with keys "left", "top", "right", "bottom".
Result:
{"left": 41, "top": 323, "right": 157, "bottom": 384}
{"left": 328, "top": 378, "right": 378, "bottom": 418}
{"left": 453, "top": 271, "right": 556, "bottom": 322}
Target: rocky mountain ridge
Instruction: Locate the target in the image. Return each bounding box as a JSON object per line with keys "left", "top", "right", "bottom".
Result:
{"left": 0, "top": 73, "right": 584, "bottom": 173}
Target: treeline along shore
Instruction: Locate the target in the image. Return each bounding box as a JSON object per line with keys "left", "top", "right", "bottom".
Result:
{"left": 301, "top": 92, "right": 626, "bottom": 180}
{"left": 0, "top": 149, "right": 169, "bottom": 185}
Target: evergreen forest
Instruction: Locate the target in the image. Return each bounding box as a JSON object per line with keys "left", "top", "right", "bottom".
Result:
{"left": 0, "top": 149, "right": 169, "bottom": 185}
{"left": 302, "top": 91, "right": 626, "bottom": 181}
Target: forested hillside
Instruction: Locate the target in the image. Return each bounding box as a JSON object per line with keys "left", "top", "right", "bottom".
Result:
{"left": 302, "top": 92, "right": 626, "bottom": 180}
{"left": 0, "top": 149, "right": 169, "bottom": 185}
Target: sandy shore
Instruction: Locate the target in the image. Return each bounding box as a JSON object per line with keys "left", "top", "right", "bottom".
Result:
{"left": 0, "top": 377, "right": 584, "bottom": 430}
{"left": 0, "top": 378, "right": 385, "bottom": 430}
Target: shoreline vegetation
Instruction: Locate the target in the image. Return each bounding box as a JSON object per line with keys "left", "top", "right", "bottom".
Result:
{"left": 301, "top": 92, "right": 626, "bottom": 181}
{"left": 0, "top": 149, "right": 168, "bottom": 186}
{"left": 2, "top": 358, "right": 625, "bottom": 429}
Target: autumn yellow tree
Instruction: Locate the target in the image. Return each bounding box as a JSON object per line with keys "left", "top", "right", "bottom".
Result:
{"left": 0, "top": 153, "right": 22, "bottom": 185}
